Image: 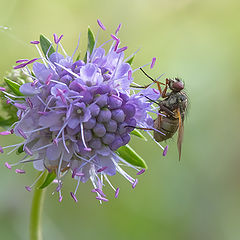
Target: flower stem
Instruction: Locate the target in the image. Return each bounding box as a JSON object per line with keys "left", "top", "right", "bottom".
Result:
{"left": 30, "top": 171, "right": 47, "bottom": 240}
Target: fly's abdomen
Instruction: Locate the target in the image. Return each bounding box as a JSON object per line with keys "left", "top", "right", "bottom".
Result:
{"left": 153, "top": 116, "right": 179, "bottom": 142}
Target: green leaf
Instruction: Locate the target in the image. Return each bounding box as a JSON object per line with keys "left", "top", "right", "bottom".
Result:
{"left": 130, "top": 129, "right": 147, "bottom": 141}
{"left": 84, "top": 27, "right": 95, "bottom": 62}
{"left": 116, "top": 144, "right": 147, "bottom": 169}
{"left": 39, "top": 171, "right": 56, "bottom": 189}
{"left": 75, "top": 52, "right": 81, "bottom": 61}
{"left": 39, "top": 34, "right": 55, "bottom": 58}
{"left": 16, "top": 144, "right": 24, "bottom": 155}
{"left": 126, "top": 56, "right": 134, "bottom": 65}
{"left": 4, "top": 78, "right": 23, "bottom": 96}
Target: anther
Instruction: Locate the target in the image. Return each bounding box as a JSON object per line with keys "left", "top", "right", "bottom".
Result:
{"left": 163, "top": 145, "right": 168, "bottom": 156}
{"left": 96, "top": 196, "right": 109, "bottom": 202}
{"left": 15, "top": 169, "right": 26, "bottom": 174}
{"left": 5, "top": 162, "right": 12, "bottom": 170}
{"left": 115, "top": 188, "right": 120, "bottom": 198}
{"left": 97, "top": 19, "right": 106, "bottom": 31}
{"left": 132, "top": 179, "right": 138, "bottom": 189}
{"left": 137, "top": 169, "right": 145, "bottom": 175}
{"left": 70, "top": 192, "right": 78, "bottom": 202}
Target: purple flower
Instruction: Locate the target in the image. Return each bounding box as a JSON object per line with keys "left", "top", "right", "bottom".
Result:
{"left": 0, "top": 22, "right": 167, "bottom": 203}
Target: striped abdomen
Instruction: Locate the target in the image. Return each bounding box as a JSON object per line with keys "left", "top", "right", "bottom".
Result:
{"left": 153, "top": 116, "right": 179, "bottom": 142}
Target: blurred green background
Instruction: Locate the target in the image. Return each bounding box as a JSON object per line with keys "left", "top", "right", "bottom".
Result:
{"left": 0, "top": 0, "right": 240, "bottom": 239}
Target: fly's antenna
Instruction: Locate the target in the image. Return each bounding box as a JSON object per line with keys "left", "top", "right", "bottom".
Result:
{"left": 140, "top": 68, "right": 155, "bottom": 82}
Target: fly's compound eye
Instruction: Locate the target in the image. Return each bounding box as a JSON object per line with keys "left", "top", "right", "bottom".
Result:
{"left": 172, "top": 81, "right": 184, "bottom": 91}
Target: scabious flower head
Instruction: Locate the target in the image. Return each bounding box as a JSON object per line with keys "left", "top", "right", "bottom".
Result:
{"left": 0, "top": 21, "right": 167, "bottom": 203}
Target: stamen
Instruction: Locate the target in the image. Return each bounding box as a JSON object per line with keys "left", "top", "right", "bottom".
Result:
{"left": 75, "top": 172, "right": 84, "bottom": 177}
{"left": 53, "top": 139, "right": 58, "bottom": 145}
{"left": 5, "top": 162, "right": 12, "bottom": 170}
{"left": 53, "top": 34, "right": 63, "bottom": 44}
{"left": 16, "top": 59, "right": 29, "bottom": 63}
{"left": 111, "top": 34, "right": 119, "bottom": 42}
{"left": 46, "top": 73, "right": 53, "bottom": 85}
{"left": 62, "top": 130, "right": 70, "bottom": 153}
{"left": 91, "top": 188, "right": 106, "bottom": 197}
{"left": 70, "top": 192, "right": 78, "bottom": 202}
{"left": 27, "top": 98, "right": 33, "bottom": 108}
{"left": 98, "top": 39, "right": 112, "bottom": 49}
{"left": 163, "top": 145, "right": 168, "bottom": 156}
{"left": 132, "top": 179, "right": 138, "bottom": 189}
{"left": 132, "top": 62, "right": 151, "bottom": 73}
{"left": 14, "top": 103, "right": 27, "bottom": 110}
{"left": 80, "top": 123, "right": 92, "bottom": 152}
{"left": 25, "top": 186, "right": 32, "bottom": 192}
{"left": 115, "top": 23, "right": 122, "bottom": 34}
{"left": 24, "top": 146, "right": 33, "bottom": 156}
{"left": 38, "top": 111, "right": 48, "bottom": 115}
{"left": 17, "top": 129, "right": 27, "bottom": 139}
{"left": 25, "top": 170, "right": 45, "bottom": 192}
{"left": 97, "top": 166, "right": 108, "bottom": 173}
{"left": 97, "top": 19, "right": 106, "bottom": 31}
{"left": 57, "top": 153, "right": 64, "bottom": 181}
{"left": 55, "top": 120, "right": 69, "bottom": 142}
{"left": 137, "top": 169, "right": 145, "bottom": 175}
{"left": 30, "top": 40, "right": 40, "bottom": 44}
{"left": 116, "top": 46, "right": 128, "bottom": 54}
{"left": 56, "top": 182, "right": 62, "bottom": 192}
{"left": 113, "top": 160, "right": 135, "bottom": 184}
{"left": 145, "top": 131, "right": 164, "bottom": 150}
{"left": 96, "top": 196, "right": 108, "bottom": 202}
{"left": 24, "top": 126, "right": 48, "bottom": 134}
{"left": 0, "top": 131, "right": 12, "bottom": 135}
{"left": 72, "top": 169, "right": 84, "bottom": 178}
{"left": 59, "top": 42, "right": 68, "bottom": 57}
{"left": 14, "top": 58, "right": 38, "bottom": 69}
{"left": 31, "top": 79, "right": 39, "bottom": 86}
{"left": 128, "top": 70, "right": 132, "bottom": 80}
{"left": 150, "top": 57, "right": 156, "bottom": 69}
{"left": 15, "top": 169, "right": 26, "bottom": 174}
{"left": 115, "top": 187, "right": 120, "bottom": 198}
{"left": 104, "top": 175, "right": 116, "bottom": 191}
{"left": 111, "top": 34, "right": 120, "bottom": 51}
{"left": 156, "top": 73, "right": 165, "bottom": 81}
{"left": 53, "top": 33, "right": 58, "bottom": 44}
{"left": 71, "top": 33, "right": 81, "bottom": 60}
{"left": 45, "top": 43, "right": 54, "bottom": 59}
{"left": 54, "top": 62, "right": 80, "bottom": 78}
{"left": 124, "top": 48, "right": 140, "bottom": 63}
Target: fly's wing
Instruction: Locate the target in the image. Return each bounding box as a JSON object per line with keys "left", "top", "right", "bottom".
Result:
{"left": 177, "top": 109, "right": 184, "bottom": 161}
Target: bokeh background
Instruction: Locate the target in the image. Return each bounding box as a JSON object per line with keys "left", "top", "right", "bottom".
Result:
{"left": 0, "top": 0, "right": 240, "bottom": 239}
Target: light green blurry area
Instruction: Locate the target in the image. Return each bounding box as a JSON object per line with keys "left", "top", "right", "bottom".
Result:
{"left": 0, "top": 0, "right": 240, "bottom": 239}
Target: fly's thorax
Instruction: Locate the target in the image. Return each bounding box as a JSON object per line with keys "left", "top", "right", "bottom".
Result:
{"left": 162, "top": 91, "right": 187, "bottom": 112}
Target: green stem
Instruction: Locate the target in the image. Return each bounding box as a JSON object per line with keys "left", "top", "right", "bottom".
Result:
{"left": 29, "top": 171, "right": 47, "bottom": 240}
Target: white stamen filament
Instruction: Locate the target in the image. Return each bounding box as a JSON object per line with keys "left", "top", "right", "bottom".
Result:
{"left": 59, "top": 43, "right": 67, "bottom": 57}
{"left": 54, "top": 63, "right": 79, "bottom": 78}
{"left": 133, "top": 63, "right": 151, "bottom": 73}
{"left": 71, "top": 33, "right": 81, "bottom": 60}
{"left": 124, "top": 48, "right": 140, "bottom": 63}
{"left": 29, "top": 170, "right": 45, "bottom": 188}
{"left": 104, "top": 175, "right": 116, "bottom": 192}
{"left": 80, "top": 123, "right": 89, "bottom": 150}
{"left": 145, "top": 131, "right": 164, "bottom": 150}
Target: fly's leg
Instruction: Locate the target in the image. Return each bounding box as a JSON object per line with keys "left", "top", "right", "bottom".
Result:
{"left": 161, "top": 79, "right": 170, "bottom": 98}
{"left": 141, "top": 95, "right": 175, "bottom": 116}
